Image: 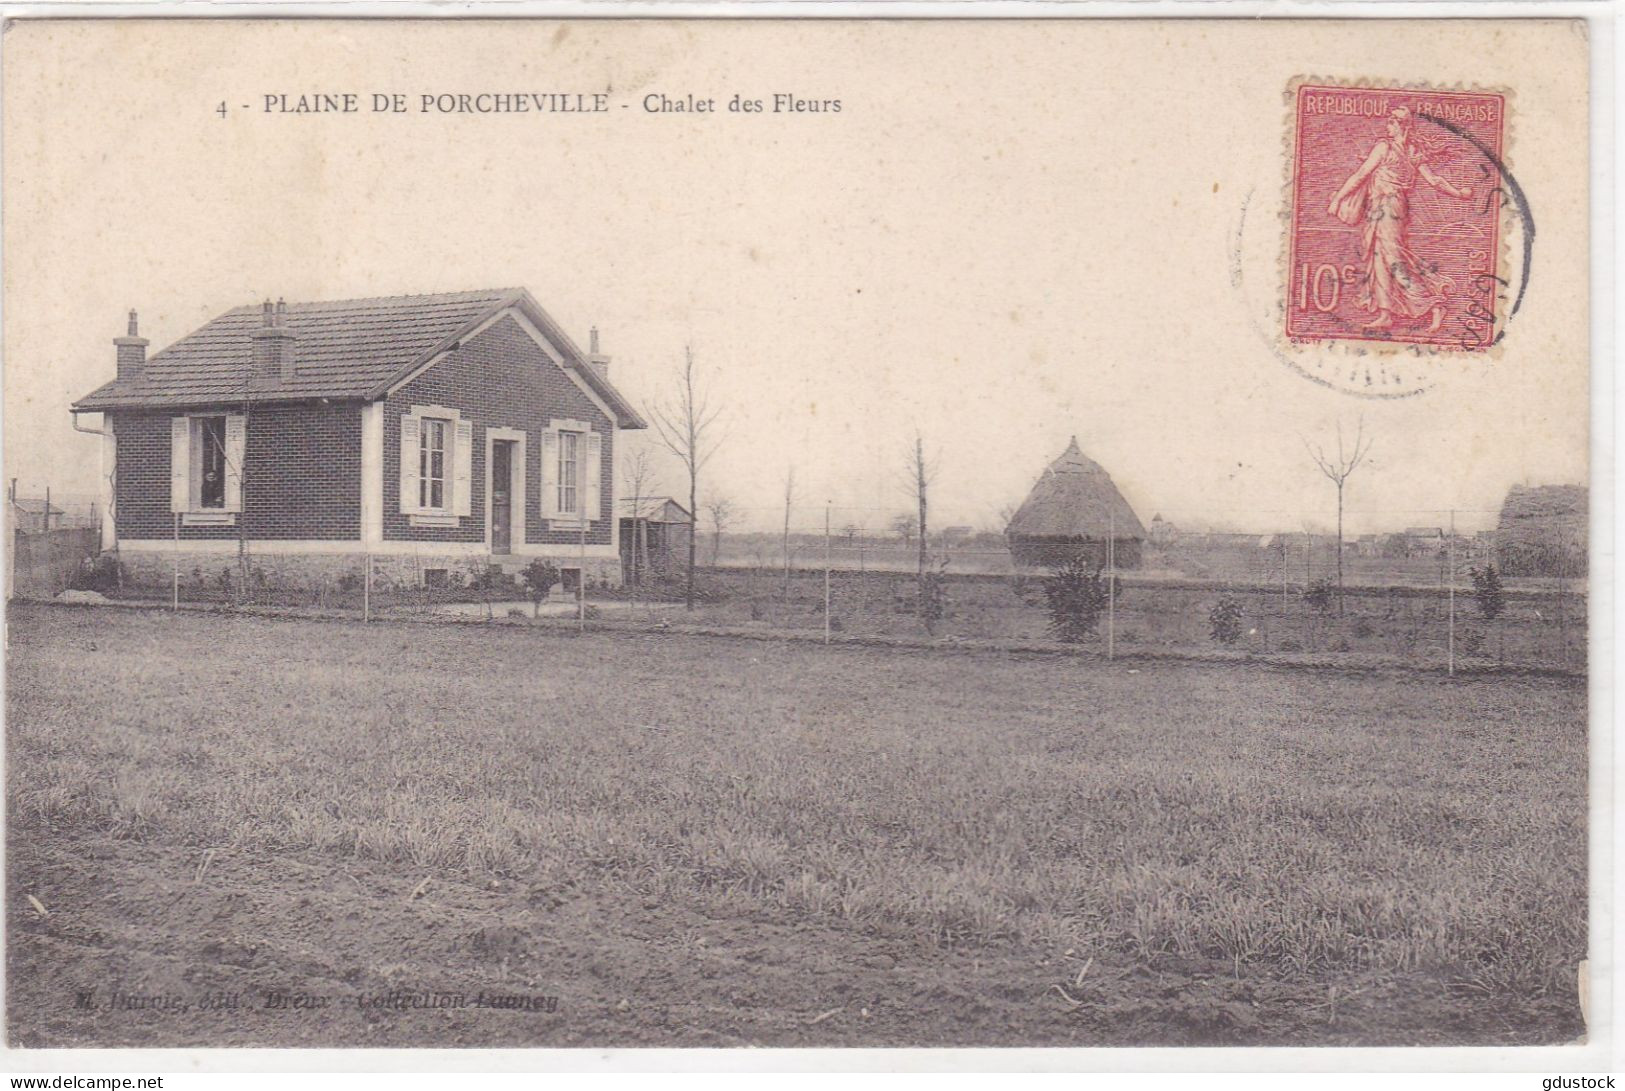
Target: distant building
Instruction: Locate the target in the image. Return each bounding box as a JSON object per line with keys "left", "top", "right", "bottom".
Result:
{"left": 9, "top": 498, "right": 65, "bottom": 535}
{"left": 1201, "top": 531, "right": 1269, "bottom": 551}
{"left": 1005, "top": 437, "right": 1145, "bottom": 569}
{"left": 1147, "top": 513, "right": 1179, "bottom": 547}
{"left": 1495, "top": 484, "right": 1587, "bottom": 577}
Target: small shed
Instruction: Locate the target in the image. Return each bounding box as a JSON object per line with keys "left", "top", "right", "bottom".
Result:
{"left": 1005, "top": 437, "right": 1146, "bottom": 569}
{"left": 619, "top": 496, "right": 694, "bottom": 583}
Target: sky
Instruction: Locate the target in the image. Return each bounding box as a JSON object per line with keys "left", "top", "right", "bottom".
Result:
{"left": 2, "top": 18, "right": 1591, "bottom": 536}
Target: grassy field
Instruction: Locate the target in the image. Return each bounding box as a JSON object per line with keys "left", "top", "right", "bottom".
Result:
{"left": 7, "top": 603, "right": 1587, "bottom": 1047}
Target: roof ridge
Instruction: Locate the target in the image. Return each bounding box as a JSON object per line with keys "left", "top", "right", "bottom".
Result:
{"left": 221, "top": 288, "right": 521, "bottom": 315}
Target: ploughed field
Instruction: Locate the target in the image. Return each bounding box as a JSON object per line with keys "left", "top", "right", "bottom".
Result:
{"left": 7, "top": 604, "right": 1586, "bottom": 1047}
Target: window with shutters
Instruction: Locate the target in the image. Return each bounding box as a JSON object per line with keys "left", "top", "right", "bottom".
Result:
{"left": 541, "top": 419, "right": 599, "bottom": 529}
{"left": 419, "top": 417, "right": 448, "bottom": 511}
{"left": 172, "top": 413, "right": 244, "bottom": 523}
{"left": 557, "top": 430, "right": 579, "bottom": 516}
{"left": 400, "top": 406, "right": 471, "bottom": 526}
{"left": 196, "top": 416, "right": 227, "bottom": 509}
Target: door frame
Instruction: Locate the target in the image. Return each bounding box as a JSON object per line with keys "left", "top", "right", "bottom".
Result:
{"left": 484, "top": 426, "right": 526, "bottom": 553}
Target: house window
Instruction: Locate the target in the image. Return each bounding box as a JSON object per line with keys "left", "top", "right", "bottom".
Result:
{"left": 542, "top": 419, "right": 598, "bottom": 527}
{"left": 419, "top": 418, "right": 448, "bottom": 511}
{"left": 557, "top": 430, "right": 579, "bottom": 515}
{"left": 196, "top": 416, "right": 227, "bottom": 509}
{"left": 172, "top": 413, "right": 242, "bottom": 522}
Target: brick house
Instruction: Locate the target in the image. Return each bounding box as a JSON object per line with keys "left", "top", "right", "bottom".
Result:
{"left": 71, "top": 289, "right": 646, "bottom": 588}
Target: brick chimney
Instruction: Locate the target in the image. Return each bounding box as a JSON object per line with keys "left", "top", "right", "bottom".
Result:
{"left": 114, "top": 309, "right": 148, "bottom": 381}
{"left": 586, "top": 325, "right": 611, "bottom": 380}
{"left": 250, "top": 297, "right": 298, "bottom": 382}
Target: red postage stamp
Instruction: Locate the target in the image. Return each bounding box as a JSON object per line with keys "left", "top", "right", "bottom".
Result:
{"left": 1287, "top": 82, "right": 1508, "bottom": 352}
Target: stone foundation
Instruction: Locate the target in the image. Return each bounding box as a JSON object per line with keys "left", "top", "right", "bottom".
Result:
{"left": 113, "top": 548, "right": 622, "bottom": 592}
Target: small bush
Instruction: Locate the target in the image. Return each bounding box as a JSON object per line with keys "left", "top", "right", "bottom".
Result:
{"left": 1353, "top": 618, "right": 1376, "bottom": 639}
{"left": 68, "top": 553, "right": 122, "bottom": 593}
{"left": 919, "top": 560, "right": 949, "bottom": 634}
{"left": 1469, "top": 564, "right": 1506, "bottom": 621}
{"left": 1208, "top": 596, "right": 1244, "bottom": 645}
{"left": 1305, "top": 578, "right": 1335, "bottom": 614}
{"left": 520, "top": 560, "right": 561, "bottom": 617}
{"left": 1043, "top": 556, "right": 1114, "bottom": 643}
{"left": 465, "top": 562, "right": 509, "bottom": 594}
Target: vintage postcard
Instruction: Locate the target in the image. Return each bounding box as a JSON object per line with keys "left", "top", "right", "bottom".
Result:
{"left": 0, "top": 13, "right": 1599, "bottom": 1068}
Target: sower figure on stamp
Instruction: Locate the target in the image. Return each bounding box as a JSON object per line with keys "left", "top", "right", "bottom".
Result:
{"left": 1326, "top": 106, "right": 1474, "bottom": 333}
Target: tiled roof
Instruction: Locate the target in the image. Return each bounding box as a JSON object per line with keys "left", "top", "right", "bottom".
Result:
{"left": 72, "top": 288, "right": 646, "bottom": 429}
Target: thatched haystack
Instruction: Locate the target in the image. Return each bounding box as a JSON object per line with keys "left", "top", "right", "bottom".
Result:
{"left": 1005, "top": 437, "right": 1146, "bottom": 569}
{"left": 1495, "top": 484, "right": 1587, "bottom": 577}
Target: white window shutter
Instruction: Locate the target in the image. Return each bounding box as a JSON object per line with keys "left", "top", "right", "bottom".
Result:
{"left": 399, "top": 415, "right": 420, "bottom": 514}
{"left": 169, "top": 417, "right": 191, "bottom": 513}
{"left": 540, "top": 429, "right": 559, "bottom": 518}
{"left": 453, "top": 419, "right": 473, "bottom": 518}
{"left": 583, "top": 431, "right": 602, "bottom": 523}
{"left": 223, "top": 415, "right": 246, "bottom": 513}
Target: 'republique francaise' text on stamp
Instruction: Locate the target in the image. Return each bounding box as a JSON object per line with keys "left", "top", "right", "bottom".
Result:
{"left": 1287, "top": 82, "right": 1508, "bottom": 353}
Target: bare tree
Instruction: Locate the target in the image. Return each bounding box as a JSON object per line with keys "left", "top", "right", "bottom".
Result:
{"left": 705, "top": 495, "right": 735, "bottom": 567}
{"left": 650, "top": 347, "right": 725, "bottom": 610}
{"left": 907, "top": 430, "right": 940, "bottom": 630}
{"left": 910, "top": 430, "right": 933, "bottom": 582}
{"left": 889, "top": 513, "right": 915, "bottom": 547}
{"left": 1304, "top": 419, "right": 1373, "bottom": 616}
{"left": 782, "top": 466, "right": 796, "bottom": 601}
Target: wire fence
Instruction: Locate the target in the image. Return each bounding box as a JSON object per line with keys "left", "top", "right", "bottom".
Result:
{"left": 660, "top": 562, "right": 1585, "bottom": 674}
{"left": 21, "top": 502, "right": 1587, "bottom": 675}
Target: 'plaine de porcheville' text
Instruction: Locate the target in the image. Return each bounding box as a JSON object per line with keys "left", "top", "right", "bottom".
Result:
{"left": 246, "top": 92, "right": 841, "bottom": 116}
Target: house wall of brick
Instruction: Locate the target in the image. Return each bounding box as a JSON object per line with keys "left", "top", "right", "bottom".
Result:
{"left": 382, "top": 314, "right": 615, "bottom": 547}
{"left": 112, "top": 404, "right": 362, "bottom": 541}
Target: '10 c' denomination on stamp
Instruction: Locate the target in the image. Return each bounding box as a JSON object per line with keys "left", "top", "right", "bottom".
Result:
{"left": 1287, "top": 82, "right": 1509, "bottom": 353}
